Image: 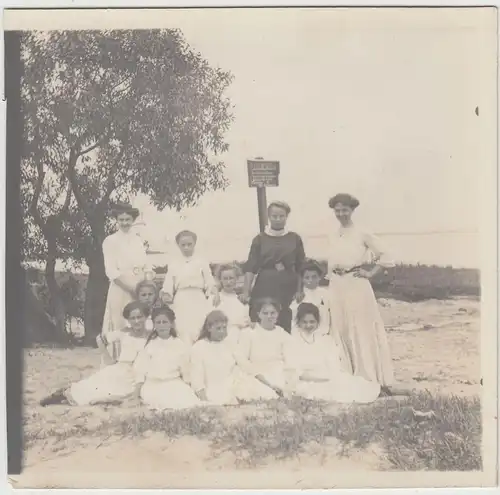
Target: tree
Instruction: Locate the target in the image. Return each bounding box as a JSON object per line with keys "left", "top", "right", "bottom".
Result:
{"left": 22, "top": 29, "right": 234, "bottom": 344}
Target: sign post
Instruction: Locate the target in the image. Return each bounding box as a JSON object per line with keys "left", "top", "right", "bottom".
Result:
{"left": 247, "top": 158, "right": 280, "bottom": 233}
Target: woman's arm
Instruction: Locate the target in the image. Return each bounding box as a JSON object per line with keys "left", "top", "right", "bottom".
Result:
{"left": 160, "top": 265, "right": 175, "bottom": 303}
{"left": 295, "top": 235, "right": 306, "bottom": 297}
{"left": 359, "top": 233, "right": 394, "bottom": 278}
{"left": 96, "top": 333, "right": 118, "bottom": 365}
{"left": 189, "top": 344, "right": 206, "bottom": 397}
{"left": 240, "top": 236, "right": 261, "bottom": 303}
{"left": 103, "top": 237, "right": 136, "bottom": 296}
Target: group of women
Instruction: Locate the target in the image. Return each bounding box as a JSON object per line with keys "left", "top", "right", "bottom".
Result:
{"left": 40, "top": 193, "right": 406, "bottom": 410}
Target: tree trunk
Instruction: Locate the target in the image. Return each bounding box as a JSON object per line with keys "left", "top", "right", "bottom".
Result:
{"left": 83, "top": 246, "right": 109, "bottom": 346}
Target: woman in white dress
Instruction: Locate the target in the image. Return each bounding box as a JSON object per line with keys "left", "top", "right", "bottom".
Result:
{"left": 40, "top": 302, "right": 150, "bottom": 407}
{"left": 236, "top": 298, "right": 295, "bottom": 399}
{"left": 214, "top": 264, "right": 251, "bottom": 344}
{"left": 289, "top": 303, "right": 381, "bottom": 403}
{"left": 101, "top": 202, "right": 154, "bottom": 359}
{"left": 326, "top": 193, "right": 394, "bottom": 392}
{"left": 190, "top": 310, "right": 270, "bottom": 405}
{"left": 135, "top": 306, "right": 200, "bottom": 411}
{"left": 161, "top": 230, "right": 219, "bottom": 346}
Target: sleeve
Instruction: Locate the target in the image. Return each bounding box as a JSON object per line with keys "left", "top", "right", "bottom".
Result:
{"left": 162, "top": 263, "right": 176, "bottom": 295}
{"left": 189, "top": 343, "right": 206, "bottom": 392}
{"left": 102, "top": 236, "right": 121, "bottom": 281}
{"left": 201, "top": 261, "right": 217, "bottom": 293}
{"left": 234, "top": 329, "right": 257, "bottom": 375}
{"left": 133, "top": 347, "right": 151, "bottom": 385}
{"left": 243, "top": 235, "right": 262, "bottom": 274}
{"left": 295, "top": 234, "right": 306, "bottom": 273}
{"left": 363, "top": 232, "right": 394, "bottom": 268}
{"left": 281, "top": 331, "right": 296, "bottom": 371}
{"left": 104, "top": 330, "right": 122, "bottom": 345}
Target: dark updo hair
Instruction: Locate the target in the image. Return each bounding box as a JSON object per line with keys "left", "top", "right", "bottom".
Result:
{"left": 145, "top": 305, "right": 177, "bottom": 345}
{"left": 328, "top": 193, "right": 360, "bottom": 210}
{"left": 175, "top": 230, "right": 197, "bottom": 244}
{"left": 253, "top": 297, "right": 282, "bottom": 316}
{"left": 122, "top": 301, "right": 150, "bottom": 320}
{"left": 300, "top": 258, "right": 324, "bottom": 277}
{"left": 198, "top": 310, "right": 229, "bottom": 341}
{"left": 296, "top": 302, "right": 320, "bottom": 324}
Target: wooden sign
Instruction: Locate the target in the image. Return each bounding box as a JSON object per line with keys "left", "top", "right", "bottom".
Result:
{"left": 247, "top": 160, "right": 280, "bottom": 187}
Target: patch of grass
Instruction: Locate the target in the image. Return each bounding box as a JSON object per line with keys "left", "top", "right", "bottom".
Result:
{"left": 28, "top": 393, "right": 481, "bottom": 471}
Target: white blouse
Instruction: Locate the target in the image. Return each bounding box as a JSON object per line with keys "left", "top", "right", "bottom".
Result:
{"left": 290, "top": 286, "right": 330, "bottom": 334}
{"left": 105, "top": 330, "right": 147, "bottom": 364}
{"left": 102, "top": 230, "right": 151, "bottom": 282}
{"left": 133, "top": 337, "right": 191, "bottom": 385}
{"left": 217, "top": 292, "right": 250, "bottom": 329}
{"left": 327, "top": 226, "right": 393, "bottom": 273}
{"left": 162, "top": 256, "right": 216, "bottom": 295}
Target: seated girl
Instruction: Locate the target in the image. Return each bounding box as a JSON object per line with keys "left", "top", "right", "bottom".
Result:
{"left": 134, "top": 305, "right": 200, "bottom": 411}
{"left": 190, "top": 310, "right": 273, "bottom": 405}
{"left": 40, "top": 301, "right": 151, "bottom": 407}
{"left": 214, "top": 263, "right": 251, "bottom": 344}
{"left": 135, "top": 280, "right": 160, "bottom": 331}
{"left": 289, "top": 302, "right": 381, "bottom": 404}
{"left": 236, "top": 297, "right": 295, "bottom": 399}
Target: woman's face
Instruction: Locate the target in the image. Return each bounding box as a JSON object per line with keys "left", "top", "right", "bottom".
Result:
{"left": 137, "top": 286, "right": 157, "bottom": 307}
{"left": 258, "top": 304, "right": 279, "bottom": 329}
{"left": 116, "top": 212, "right": 135, "bottom": 232}
{"left": 303, "top": 270, "right": 321, "bottom": 290}
{"left": 220, "top": 269, "right": 237, "bottom": 292}
{"left": 177, "top": 235, "right": 196, "bottom": 257}
{"left": 268, "top": 206, "right": 288, "bottom": 231}
{"left": 128, "top": 309, "right": 146, "bottom": 331}
{"left": 333, "top": 203, "right": 353, "bottom": 225}
{"left": 298, "top": 313, "right": 319, "bottom": 333}
{"left": 208, "top": 320, "right": 228, "bottom": 342}
{"left": 153, "top": 313, "right": 174, "bottom": 339}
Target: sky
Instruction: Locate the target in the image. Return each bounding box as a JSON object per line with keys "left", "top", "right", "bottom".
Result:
{"left": 120, "top": 9, "right": 495, "bottom": 267}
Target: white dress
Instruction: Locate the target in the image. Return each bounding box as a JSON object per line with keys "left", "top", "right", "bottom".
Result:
{"left": 290, "top": 286, "right": 330, "bottom": 335}
{"left": 215, "top": 291, "right": 251, "bottom": 344}
{"left": 289, "top": 329, "right": 381, "bottom": 403}
{"left": 236, "top": 324, "right": 295, "bottom": 398}
{"left": 327, "top": 226, "right": 394, "bottom": 386}
{"left": 162, "top": 256, "right": 216, "bottom": 346}
{"left": 190, "top": 339, "right": 269, "bottom": 405}
{"left": 101, "top": 229, "right": 151, "bottom": 361}
{"left": 134, "top": 337, "right": 200, "bottom": 411}
{"left": 67, "top": 331, "right": 146, "bottom": 406}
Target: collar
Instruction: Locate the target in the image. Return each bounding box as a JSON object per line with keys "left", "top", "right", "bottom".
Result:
{"left": 265, "top": 226, "right": 289, "bottom": 237}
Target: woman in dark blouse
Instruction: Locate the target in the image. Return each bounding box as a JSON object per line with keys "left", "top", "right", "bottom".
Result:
{"left": 240, "top": 201, "right": 306, "bottom": 332}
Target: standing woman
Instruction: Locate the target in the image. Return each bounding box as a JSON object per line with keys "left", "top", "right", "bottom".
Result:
{"left": 240, "top": 201, "right": 306, "bottom": 333}
{"left": 101, "top": 202, "right": 154, "bottom": 342}
{"left": 326, "top": 193, "right": 394, "bottom": 392}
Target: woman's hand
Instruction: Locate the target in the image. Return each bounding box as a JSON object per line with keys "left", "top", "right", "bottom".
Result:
{"left": 238, "top": 292, "right": 250, "bottom": 305}
{"left": 295, "top": 290, "right": 305, "bottom": 303}
{"left": 212, "top": 292, "right": 221, "bottom": 307}
{"left": 352, "top": 268, "right": 373, "bottom": 279}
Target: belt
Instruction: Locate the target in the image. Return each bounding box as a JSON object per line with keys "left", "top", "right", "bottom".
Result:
{"left": 331, "top": 266, "right": 361, "bottom": 276}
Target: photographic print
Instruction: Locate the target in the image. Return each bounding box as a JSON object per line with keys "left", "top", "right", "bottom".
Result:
{"left": 4, "top": 7, "right": 498, "bottom": 489}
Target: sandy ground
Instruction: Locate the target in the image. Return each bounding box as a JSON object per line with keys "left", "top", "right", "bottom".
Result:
{"left": 17, "top": 297, "right": 480, "bottom": 488}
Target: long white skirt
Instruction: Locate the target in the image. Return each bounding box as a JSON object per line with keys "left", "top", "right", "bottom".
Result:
{"left": 328, "top": 274, "right": 394, "bottom": 386}
{"left": 173, "top": 288, "right": 212, "bottom": 345}
{"left": 140, "top": 378, "right": 201, "bottom": 411}
{"left": 67, "top": 363, "right": 136, "bottom": 406}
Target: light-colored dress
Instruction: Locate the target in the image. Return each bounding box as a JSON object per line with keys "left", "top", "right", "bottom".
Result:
{"left": 162, "top": 256, "right": 216, "bottom": 345}
{"left": 289, "top": 329, "right": 381, "bottom": 403}
{"left": 190, "top": 339, "right": 270, "bottom": 405}
{"left": 236, "top": 324, "right": 295, "bottom": 398}
{"left": 101, "top": 229, "right": 151, "bottom": 361}
{"left": 216, "top": 291, "right": 251, "bottom": 344}
{"left": 134, "top": 337, "right": 200, "bottom": 411}
{"left": 327, "top": 226, "right": 394, "bottom": 386}
{"left": 66, "top": 330, "right": 146, "bottom": 406}
{"left": 290, "top": 286, "right": 330, "bottom": 336}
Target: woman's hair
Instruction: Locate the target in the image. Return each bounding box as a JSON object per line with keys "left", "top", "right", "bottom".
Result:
{"left": 328, "top": 193, "right": 360, "bottom": 210}
{"left": 300, "top": 259, "right": 324, "bottom": 277}
{"left": 267, "top": 201, "right": 291, "bottom": 216}
{"left": 135, "top": 280, "right": 159, "bottom": 299}
{"left": 253, "top": 297, "right": 282, "bottom": 316}
{"left": 122, "top": 301, "right": 149, "bottom": 320}
{"left": 296, "top": 302, "right": 320, "bottom": 324}
{"left": 110, "top": 202, "right": 140, "bottom": 220}
{"left": 145, "top": 305, "right": 177, "bottom": 346}
{"left": 198, "top": 310, "right": 229, "bottom": 341}
{"left": 175, "top": 230, "right": 197, "bottom": 244}
{"left": 215, "top": 263, "right": 242, "bottom": 281}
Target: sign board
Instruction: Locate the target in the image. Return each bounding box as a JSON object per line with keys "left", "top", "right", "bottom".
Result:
{"left": 247, "top": 160, "right": 280, "bottom": 187}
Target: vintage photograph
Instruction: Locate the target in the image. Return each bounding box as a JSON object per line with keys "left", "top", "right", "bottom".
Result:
{"left": 4, "top": 6, "right": 498, "bottom": 489}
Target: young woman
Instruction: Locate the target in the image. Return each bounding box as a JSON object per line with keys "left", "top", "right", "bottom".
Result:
{"left": 40, "top": 302, "right": 150, "bottom": 407}
{"left": 101, "top": 202, "right": 154, "bottom": 338}
{"left": 191, "top": 310, "right": 273, "bottom": 405}
{"left": 289, "top": 303, "right": 381, "bottom": 403}
{"left": 214, "top": 264, "right": 251, "bottom": 344}
{"left": 240, "top": 201, "right": 306, "bottom": 333}
{"left": 134, "top": 306, "right": 200, "bottom": 411}
{"left": 135, "top": 280, "right": 160, "bottom": 331}
{"left": 326, "top": 193, "right": 395, "bottom": 392}
{"left": 236, "top": 298, "right": 295, "bottom": 398}
{"left": 161, "top": 230, "right": 219, "bottom": 345}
